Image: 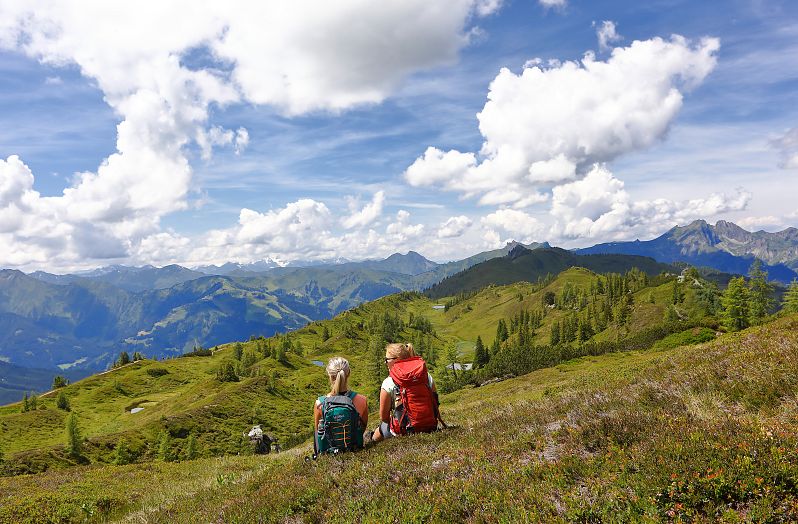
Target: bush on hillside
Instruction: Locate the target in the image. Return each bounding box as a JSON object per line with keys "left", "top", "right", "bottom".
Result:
{"left": 56, "top": 391, "right": 70, "bottom": 411}
{"left": 216, "top": 361, "right": 239, "bottom": 382}
{"left": 146, "top": 367, "right": 169, "bottom": 378}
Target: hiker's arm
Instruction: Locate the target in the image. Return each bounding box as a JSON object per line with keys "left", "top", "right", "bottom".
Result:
{"left": 313, "top": 400, "right": 321, "bottom": 430}
{"left": 379, "top": 388, "right": 391, "bottom": 423}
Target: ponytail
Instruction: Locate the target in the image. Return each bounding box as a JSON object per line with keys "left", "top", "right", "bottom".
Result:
{"left": 326, "top": 357, "right": 350, "bottom": 396}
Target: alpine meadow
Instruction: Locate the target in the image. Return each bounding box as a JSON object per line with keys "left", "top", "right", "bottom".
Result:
{"left": 1, "top": 1, "right": 798, "bottom": 523}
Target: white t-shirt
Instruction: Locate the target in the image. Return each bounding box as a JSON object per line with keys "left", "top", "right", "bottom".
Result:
{"left": 381, "top": 373, "right": 434, "bottom": 406}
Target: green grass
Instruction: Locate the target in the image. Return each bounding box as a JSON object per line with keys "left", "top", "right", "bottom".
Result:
{"left": 0, "top": 268, "right": 711, "bottom": 475}
{"left": 1, "top": 315, "right": 796, "bottom": 522}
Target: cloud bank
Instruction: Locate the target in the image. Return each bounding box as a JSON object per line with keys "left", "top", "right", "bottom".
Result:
{"left": 0, "top": 0, "right": 497, "bottom": 270}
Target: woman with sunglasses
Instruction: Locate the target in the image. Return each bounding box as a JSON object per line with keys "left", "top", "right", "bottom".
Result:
{"left": 372, "top": 342, "right": 441, "bottom": 442}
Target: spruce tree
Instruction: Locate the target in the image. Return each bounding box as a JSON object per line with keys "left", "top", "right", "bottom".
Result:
{"left": 322, "top": 325, "right": 331, "bottom": 341}
{"left": 65, "top": 412, "right": 82, "bottom": 458}
{"left": 216, "top": 361, "right": 239, "bottom": 382}
{"left": 783, "top": 279, "right": 798, "bottom": 314}
{"left": 233, "top": 343, "right": 244, "bottom": 361}
{"left": 52, "top": 375, "right": 68, "bottom": 389}
{"left": 113, "top": 438, "right": 133, "bottom": 465}
{"left": 721, "top": 276, "right": 750, "bottom": 331}
{"left": 29, "top": 394, "right": 38, "bottom": 411}
{"left": 56, "top": 391, "right": 71, "bottom": 411}
{"left": 473, "top": 336, "right": 488, "bottom": 368}
{"left": 21, "top": 392, "right": 29, "bottom": 413}
{"left": 496, "top": 319, "right": 509, "bottom": 343}
{"left": 184, "top": 433, "right": 198, "bottom": 460}
{"left": 550, "top": 321, "right": 560, "bottom": 346}
{"left": 671, "top": 280, "right": 683, "bottom": 304}
{"left": 748, "top": 260, "right": 774, "bottom": 323}
{"left": 158, "top": 430, "right": 175, "bottom": 462}
{"left": 446, "top": 344, "right": 459, "bottom": 378}
{"left": 241, "top": 350, "right": 258, "bottom": 372}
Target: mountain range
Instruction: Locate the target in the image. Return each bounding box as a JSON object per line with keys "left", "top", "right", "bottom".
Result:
{"left": 576, "top": 220, "right": 798, "bottom": 283}
{"left": 0, "top": 244, "right": 538, "bottom": 391}
{"left": 2, "top": 219, "right": 797, "bottom": 401}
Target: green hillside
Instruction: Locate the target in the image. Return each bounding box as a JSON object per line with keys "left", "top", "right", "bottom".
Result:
{"left": 426, "top": 246, "right": 675, "bottom": 299}
{"left": 0, "top": 291, "right": 453, "bottom": 474}
{"left": 0, "top": 264, "right": 721, "bottom": 476}
{"left": 1, "top": 314, "right": 796, "bottom": 522}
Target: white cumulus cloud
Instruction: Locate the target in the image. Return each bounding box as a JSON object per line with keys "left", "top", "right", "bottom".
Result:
{"left": 481, "top": 208, "right": 544, "bottom": 244}
{"left": 550, "top": 164, "right": 751, "bottom": 240}
{"left": 342, "top": 191, "right": 385, "bottom": 229}
{"left": 595, "top": 20, "right": 622, "bottom": 51}
{"left": 0, "top": 0, "right": 496, "bottom": 270}
{"left": 405, "top": 35, "right": 720, "bottom": 207}
{"left": 438, "top": 215, "right": 473, "bottom": 238}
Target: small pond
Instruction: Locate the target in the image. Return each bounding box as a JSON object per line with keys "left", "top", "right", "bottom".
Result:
{"left": 130, "top": 407, "right": 144, "bottom": 414}
{"left": 311, "top": 360, "right": 325, "bottom": 367}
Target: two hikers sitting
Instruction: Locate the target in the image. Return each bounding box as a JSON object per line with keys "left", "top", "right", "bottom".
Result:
{"left": 313, "top": 343, "right": 444, "bottom": 457}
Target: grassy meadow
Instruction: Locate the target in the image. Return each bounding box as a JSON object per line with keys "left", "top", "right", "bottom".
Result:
{"left": 0, "top": 314, "right": 796, "bottom": 522}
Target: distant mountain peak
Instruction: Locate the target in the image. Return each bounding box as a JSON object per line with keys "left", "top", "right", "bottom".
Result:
{"left": 507, "top": 244, "right": 532, "bottom": 259}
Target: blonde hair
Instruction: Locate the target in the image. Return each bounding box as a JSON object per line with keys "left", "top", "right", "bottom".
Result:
{"left": 326, "top": 357, "right": 350, "bottom": 396}
{"left": 385, "top": 342, "right": 415, "bottom": 360}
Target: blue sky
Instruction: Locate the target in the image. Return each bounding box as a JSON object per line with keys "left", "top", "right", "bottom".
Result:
{"left": 0, "top": 0, "right": 796, "bottom": 271}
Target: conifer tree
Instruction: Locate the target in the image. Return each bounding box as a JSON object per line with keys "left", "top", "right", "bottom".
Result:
{"left": 671, "top": 280, "right": 683, "bottom": 304}
{"left": 29, "top": 394, "right": 38, "bottom": 411}
{"left": 52, "top": 375, "right": 68, "bottom": 389}
{"left": 446, "top": 344, "right": 459, "bottom": 378}
{"left": 184, "top": 433, "right": 198, "bottom": 460}
{"left": 21, "top": 392, "right": 29, "bottom": 413}
{"left": 721, "top": 276, "right": 750, "bottom": 331}
{"left": 322, "top": 325, "right": 331, "bottom": 341}
{"left": 241, "top": 350, "right": 258, "bottom": 371}
{"left": 216, "top": 361, "right": 239, "bottom": 382}
{"left": 550, "top": 321, "right": 560, "bottom": 346}
{"left": 56, "top": 391, "right": 70, "bottom": 411}
{"left": 158, "top": 430, "right": 175, "bottom": 462}
{"left": 113, "top": 438, "right": 133, "bottom": 465}
{"left": 117, "top": 351, "right": 131, "bottom": 367}
{"left": 783, "top": 279, "right": 798, "bottom": 314}
{"left": 747, "top": 260, "right": 774, "bottom": 323}
{"left": 496, "top": 319, "right": 509, "bottom": 342}
{"left": 368, "top": 335, "right": 384, "bottom": 400}
{"left": 233, "top": 343, "right": 244, "bottom": 361}
{"left": 473, "top": 336, "right": 488, "bottom": 368}
{"left": 65, "top": 412, "right": 82, "bottom": 458}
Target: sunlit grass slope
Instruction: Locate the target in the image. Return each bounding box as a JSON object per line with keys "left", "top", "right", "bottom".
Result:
{"left": 0, "top": 292, "right": 446, "bottom": 473}
{"left": 1, "top": 315, "right": 796, "bottom": 522}
{"left": 1, "top": 267, "right": 710, "bottom": 474}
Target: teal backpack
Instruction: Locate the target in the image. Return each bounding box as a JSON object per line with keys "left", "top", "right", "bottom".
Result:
{"left": 314, "top": 391, "right": 363, "bottom": 457}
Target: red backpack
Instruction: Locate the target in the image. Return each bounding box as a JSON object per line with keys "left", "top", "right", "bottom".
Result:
{"left": 389, "top": 356, "right": 442, "bottom": 435}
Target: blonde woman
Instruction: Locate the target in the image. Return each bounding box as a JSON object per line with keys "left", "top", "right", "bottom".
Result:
{"left": 372, "top": 342, "right": 442, "bottom": 442}
{"left": 313, "top": 357, "right": 368, "bottom": 456}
